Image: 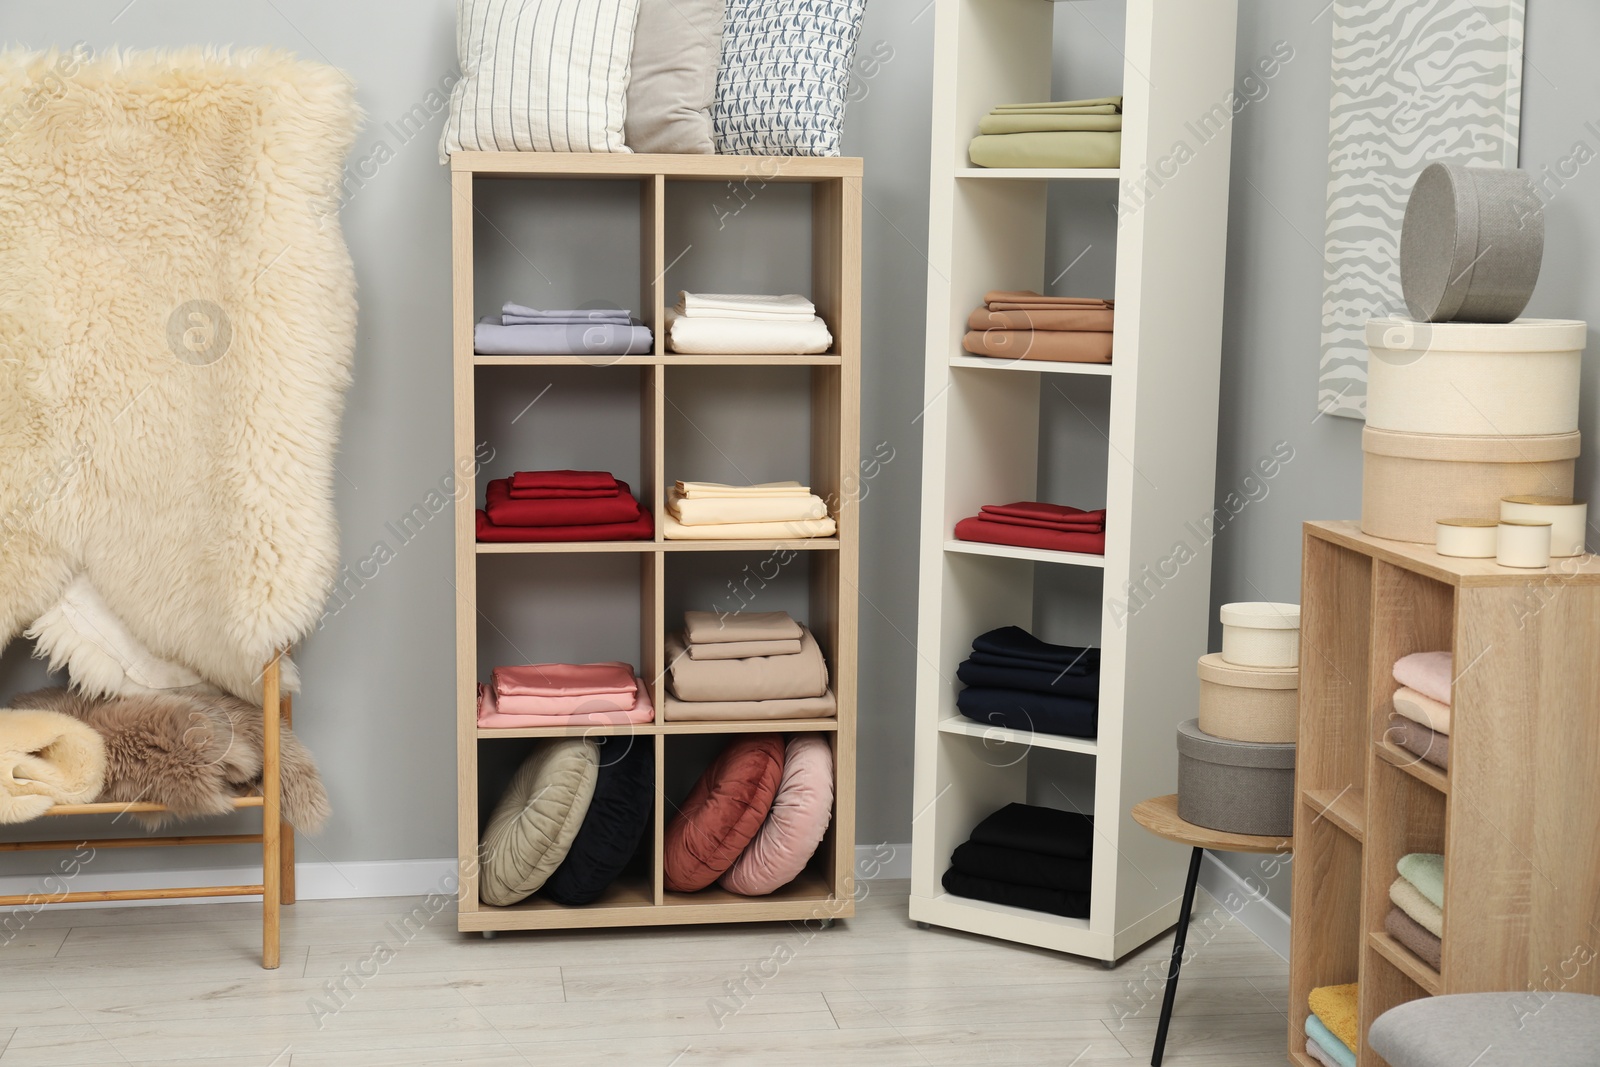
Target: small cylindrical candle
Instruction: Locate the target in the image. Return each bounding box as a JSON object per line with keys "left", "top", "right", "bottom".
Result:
{"left": 1497, "top": 519, "right": 1552, "bottom": 568}
{"left": 1435, "top": 518, "right": 1497, "bottom": 558}
{"left": 1501, "top": 496, "right": 1588, "bottom": 557}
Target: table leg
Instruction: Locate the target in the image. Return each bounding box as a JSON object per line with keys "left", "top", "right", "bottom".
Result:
{"left": 1151, "top": 846, "right": 1203, "bottom": 1067}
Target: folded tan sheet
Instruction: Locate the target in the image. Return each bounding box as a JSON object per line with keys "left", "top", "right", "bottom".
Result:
{"left": 969, "top": 131, "right": 1121, "bottom": 170}
{"left": 686, "top": 637, "right": 804, "bottom": 661}
{"left": 667, "top": 629, "right": 828, "bottom": 701}
{"left": 963, "top": 329, "right": 1113, "bottom": 364}
{"left": 984, "top": 291, "right": 1114, "bottom": 308}
{"left": 991, "top": 97, "right": 1122, "bottom": 112}
{"left": 684, "top": 610, "right": 803, "bottom": 644}
{"left": 675, "top": 480, "right": 810, "bottom": 498}
{"left": 661, "top": 689, "right": 837, "bottom": 721}
{"left": 979, "top": 114, "right": 1122, "bottom": 135}
{"left": 663, "top": 514, "right": 836, "bottom": 540}
{"left": 968, "top": 307, "right": 1116, "bottom": 332}
{"left": 667, "top": 489, "right": 828, "bottom": 526}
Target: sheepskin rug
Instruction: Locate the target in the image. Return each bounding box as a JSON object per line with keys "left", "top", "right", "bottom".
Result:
{"left": 0, "top": 708, "right": 107, "bottom": 823}
{"left": 8, "top": 687, "right": 330, "bottom": 832}
{"left": 0, "top": 48, "right": 359, "bottom": 699}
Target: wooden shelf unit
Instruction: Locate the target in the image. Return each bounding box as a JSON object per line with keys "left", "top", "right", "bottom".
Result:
{"left": 909, "top": 0, "right": 1241, "bottom": 961}
{"left": 1291, "top": 520, "right": 1600, "bottom": 1064}
{"left": 450, "top": 152, "right": 862, "bottom": 932}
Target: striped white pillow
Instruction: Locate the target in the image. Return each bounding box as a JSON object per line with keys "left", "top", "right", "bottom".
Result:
{"left": 440, "top": 0, "right": 641, "bottom": 160}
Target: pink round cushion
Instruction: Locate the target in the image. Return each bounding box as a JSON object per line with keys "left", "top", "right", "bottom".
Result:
{"left": 663, "top": 735, "right": 785, "bottom": 892}
{"left": 720, "top": 734, "right": 834, "bottom": 896}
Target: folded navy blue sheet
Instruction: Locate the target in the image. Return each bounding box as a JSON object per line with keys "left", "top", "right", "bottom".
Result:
{"left": 969, "top": 802, "right": 1093, "bottom": 860}
{"left": 969, "top": 626, "right": 1099, "bottom": 674}
{"left": 951, "top": 841, "right": 1092, "bottom": 892}
{"left": 956, "top": 686, "right": 1097, "bottom": 738}
{"left": 956, "top": 658, "right": 1100, "bottom": 700}
{"left": 941, "top": 867, "right": 1090, "bottom": 918}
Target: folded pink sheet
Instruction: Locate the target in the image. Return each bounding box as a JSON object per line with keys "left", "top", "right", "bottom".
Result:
{"left": 477, "top": 681, "right": 654, "bottom": 728}
{"left": 492, "top": 661, "right": 638, "bottom": 698}
{"left": 1393, "top": 651, "right": 1451, "bottom": 705}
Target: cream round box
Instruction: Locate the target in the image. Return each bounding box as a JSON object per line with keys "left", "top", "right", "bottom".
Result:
{"left": 1197, "top": 654, "right": 1298, "bottom": 744}
{"left": 1361, "top": 426, "right": 1579, "bottom": 543}
{"left": 1365, "top": 318, "right": 1585, "bottom": 437}
{"left": 1497, "top": 519, "right": 1552, "bottom": 569}
{"left": 1435, "top": 518, "right": 1497, "bottom": 558}
{"left": 1501, "top": 496, "right": 1588, "bottom": 557}
{"left": 1219, "top": 602, "right": 1300, "bottom": 668}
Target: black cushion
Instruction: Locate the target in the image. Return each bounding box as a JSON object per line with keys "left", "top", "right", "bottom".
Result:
{"left": 542, "top": 735, "right": 654, "bottom": 905}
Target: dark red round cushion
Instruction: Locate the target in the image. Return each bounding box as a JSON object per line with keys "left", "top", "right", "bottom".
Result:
{"left": 663, "top": 735, "right": 785, "bottom": 892}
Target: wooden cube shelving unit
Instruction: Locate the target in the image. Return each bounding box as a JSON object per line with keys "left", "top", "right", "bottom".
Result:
{"left": 450, "top": 153, "right": 862, "bottom": 932}
{"left": 1291, "top": 520, "right": 1600, "bottom": 1065}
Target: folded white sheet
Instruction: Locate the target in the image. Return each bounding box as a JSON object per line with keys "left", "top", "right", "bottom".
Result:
{"left": 662, "top": 513, "right": 836, "bottom": 540}
{"left": 666, "top": 309, "right": 832, "bottom": 354}
{"left": 668, "top": 489, "right": 828, "bottom": 526}
{"left": 678, "top": 292, "right": 814, "bottom": 319}
{"left": 675, "top": 480, "right": 810, "bottom": 498}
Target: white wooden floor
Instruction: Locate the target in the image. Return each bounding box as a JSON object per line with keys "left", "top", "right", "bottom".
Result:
{"left": 0, "top": 881, "right": 1289, "bottom": 1066}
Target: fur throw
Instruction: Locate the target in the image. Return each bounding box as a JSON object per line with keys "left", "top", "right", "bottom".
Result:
{"left": 0, "top": 48, "right": 359, "bottom": 699}
{"left": 0, "top": 708, "right": 107, "bottom": 822}
{"left": 8, "top": 687, "right": 330, "bottom": 832}
{"left": 25, "top": 574, "right": 300, "bottom": 701}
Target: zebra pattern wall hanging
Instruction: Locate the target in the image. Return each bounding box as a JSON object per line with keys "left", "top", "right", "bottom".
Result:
{"left": 1319, "top": 0, "right": 1525, "bottom": 419}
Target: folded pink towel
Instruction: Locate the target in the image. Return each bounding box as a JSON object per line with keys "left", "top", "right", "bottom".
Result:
{"left": 1393, "top": 651, "right": 1451, "bottom": 705}
{"left": 492, "top": 661, "right": 638, "bottom": 698}
{"left": 477, "top": 681, "right": 654, "bottom": 728}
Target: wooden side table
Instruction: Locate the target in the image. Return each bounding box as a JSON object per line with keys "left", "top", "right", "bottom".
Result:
{"left": 1132, "top": 794, "right": 1291, "bottom": 1067}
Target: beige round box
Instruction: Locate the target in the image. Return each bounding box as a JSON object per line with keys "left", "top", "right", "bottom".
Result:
{"left": 1197, "top": 653, "right": 1298, "bottom": 744}
{"left": 1361, "top": 426, "right": 1579, "bottom": 543}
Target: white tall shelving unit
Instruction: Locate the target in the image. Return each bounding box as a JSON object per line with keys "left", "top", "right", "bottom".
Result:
{"left": 910, "top": 0, "right": 1240, "bottom": 960}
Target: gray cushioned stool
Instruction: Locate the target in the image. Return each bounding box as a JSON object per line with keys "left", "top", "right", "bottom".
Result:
{"left": 1369, "top": 992, "right": 1600, "bottom": 1067}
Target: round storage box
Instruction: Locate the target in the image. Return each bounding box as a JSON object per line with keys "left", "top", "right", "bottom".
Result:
{"left": 1177, "top": 719, "right": 1295, "bottom": 837}
{"left": 1501, "top": 496, "right": 1588, "bottom": 557}
{"left": 1366, "top": 318, "right": 1585, "bottom": 436}
{"left": 1219, "top": 602, "right": 1300, "bottom": 668}
{"left": 1361, "top": 426, "right": 1579, "bottom": 543}
{"left": 1197, "top": 654, "right": 1298, "bottom": 744}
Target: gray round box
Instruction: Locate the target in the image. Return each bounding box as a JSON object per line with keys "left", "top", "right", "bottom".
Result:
{"left": 1400, "top": 162, "right": 1544, "bottom": 323}
{"left": 1176, "top": 719, "right": 1295, "bottom": 837}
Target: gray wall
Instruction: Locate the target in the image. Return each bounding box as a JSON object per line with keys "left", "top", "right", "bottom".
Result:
{"left": 4, "top": 0, "right": 1599, "bottom": 922}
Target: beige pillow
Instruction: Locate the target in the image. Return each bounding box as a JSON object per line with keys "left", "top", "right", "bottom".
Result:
{"left": 624, "top": 0, "right": 724, "bottom": 153}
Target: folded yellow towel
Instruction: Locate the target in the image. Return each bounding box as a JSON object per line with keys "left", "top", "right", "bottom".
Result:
{"left": 1308, "top": 983, "right": 1359, "bottom": 1052}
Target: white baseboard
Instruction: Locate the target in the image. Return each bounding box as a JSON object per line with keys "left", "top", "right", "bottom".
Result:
{"left": 2, "top": 846, "right": 915, "bottom": 913}
{"left": 1197, "top": 850, "right": 1291, "bottom": 960}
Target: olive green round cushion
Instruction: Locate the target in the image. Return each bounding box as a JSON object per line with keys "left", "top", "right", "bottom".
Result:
{"left": 479, "top": 738, "right": 600, "bottom": 906}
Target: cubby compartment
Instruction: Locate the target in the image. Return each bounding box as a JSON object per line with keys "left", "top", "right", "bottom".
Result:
{"left": 664, "top": 365, "right": 816, "bottom": 490}
{"left": 1298, "top": 534, "right": 1373, "bottom": 830}
{"left": 1364, "top": 762, "right": 1447, "bottom": 989}
{"left": 1288, "top": 813, "right": 1365, "bottom": 1066}
{"left": 472, "top": 176, "right": 654, "bottom": 338}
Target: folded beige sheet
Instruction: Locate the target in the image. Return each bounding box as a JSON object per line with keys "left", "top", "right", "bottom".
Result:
{"left": 667, "top": 629, "right": 828, "bottom": 701}
{"left": 676, "top": 480, "right": 810, "bottom": 498}
{"left": 979, "top": 114, "right": 1122, "bottom": 135}
{"left": 686, "top": 637, "right": 803, "bottom": 661}
{"left": 685, "top": 610, "right": 802, "bottom": 644}
{"left": 661, "top": 689, "right": 837, "bottom": 721}
{"left": 992, "top": 97, "right": 1122, "bottom": 112}
{"left": 667, "top": 489, "right": 828, "bottom": 526}
{"left": 969, "top": 131, "right": 1121, "bottom": 170}
{"left": 663, "top": 513, "right": 836, "bottom": 540}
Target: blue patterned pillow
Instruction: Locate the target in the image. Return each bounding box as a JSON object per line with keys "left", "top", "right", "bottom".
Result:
{"left": 713, "top": 0, "right": 866, "bottom": 156}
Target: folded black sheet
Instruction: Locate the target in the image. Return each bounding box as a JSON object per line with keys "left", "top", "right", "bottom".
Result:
{"left": 951, "top": 841, "right": 1092, "bottom": 892}
{"left": 941, "top": 867, "right": 1090, "bottom": 918}
{"left": 969, "top": 802, "right": 1093, "bottom": 860}
{"left": 969, "top": 626, "right": 1100, "bottom": 674}
{"left": 956, "top": 658, "right": 1100, "bottom": 700}
{"left": 956, "top": 686, "right": 1097, "bottom": 738}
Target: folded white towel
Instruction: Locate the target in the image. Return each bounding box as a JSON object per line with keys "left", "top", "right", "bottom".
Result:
{"left": 666, "top": 310, "right": 833, "bottom": 354}
{"left": 676, "top": 480, "right": 811, "bottom": 499}
{"left": 678, "top": 292, "right": 815, "bottom": 320}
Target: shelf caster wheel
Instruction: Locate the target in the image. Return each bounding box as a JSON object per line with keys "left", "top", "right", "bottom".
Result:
{"left": 1100, "top": 958, "right": 1116, "bottom": 970}
{"left": 817, "top": 918, "right": 834, "bottom": 930}
{"left": 482, "top": 931, "right": 498, "bottom": 940}
{"left": 916, "top": 921, "right": 931, "bottom": 930}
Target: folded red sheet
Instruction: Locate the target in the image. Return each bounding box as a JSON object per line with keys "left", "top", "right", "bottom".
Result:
{"left": 955, "top": 516, "right": 1106, "bottom": 555}
{"left": 508, "top": 486, "right": 620, "bottom": 500}
{"left": 476, "top": 508, "right": 655, "bottom": 542}
{"left": 509, "top": 470, "right": 617, "bottom": 492}
{"left": 979, "top": 502, "right": 1106, "bottom": 532}
{"left": 486, "top": 478, "right": 640, "bottom": 527}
